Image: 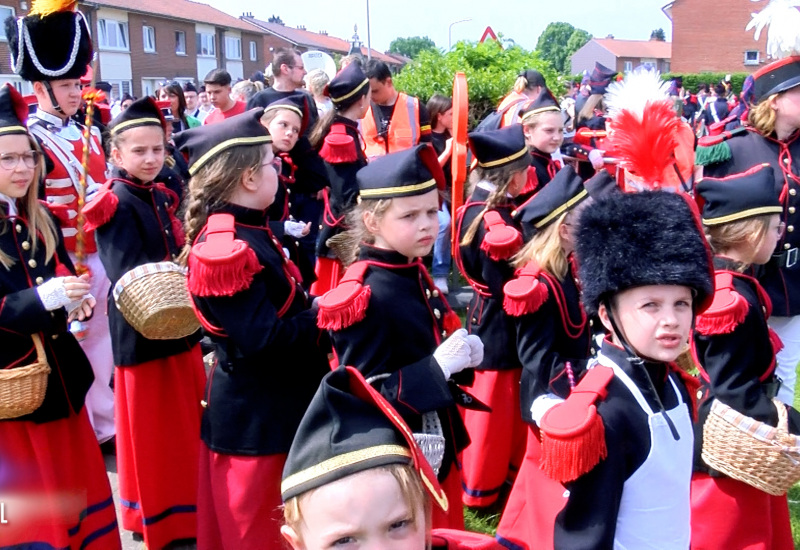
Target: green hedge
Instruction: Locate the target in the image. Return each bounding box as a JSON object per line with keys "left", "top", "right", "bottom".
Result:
{"left": 662, "top": 72, "right": 750, "bottom": 95}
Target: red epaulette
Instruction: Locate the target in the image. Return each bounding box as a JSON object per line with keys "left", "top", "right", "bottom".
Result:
{"left": 696, "top": 126, "right": 747, "bottom": 147}
{"left": 42, "top": 201, "right": 70, "bottom": 225}
{"left": 695, "top": 271, "right": 748, "bottom": 335}
{"left": 82, "top": 182, "right": 118, "bottom": 231}
{"left": 503, "top": 261, "right": 549, "bottom": 316}
{"left": 539, "top": 365, "right": 615, "bottom": 483}
{"left": 317, "top": 261, "right": 372, "bottom": 330}
{"left": 187, "top": 213, "right": 262, "bottom": 297}
{"left": 480, "top": 211, "right": 522, "bottom": 261}
{"left": 319, "top": 123, "right": 358, "bottom": 164}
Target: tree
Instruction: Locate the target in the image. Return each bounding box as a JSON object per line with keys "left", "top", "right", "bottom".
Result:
{"left": 388, "top": 36, "right": 437, "bottom": 59}
{"left": 268, "top": 15, "right": 284, "bottom": 24}
{"left": 650, "top": 28, "right": 666, "bottom": 41}
{"left": 535, "top": 22, "right": 592, "bottom": 74}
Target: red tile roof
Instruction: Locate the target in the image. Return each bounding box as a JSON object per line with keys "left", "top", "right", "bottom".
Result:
{"left": 87, "top": 0, "right": 261, "bottom": 33}
{"left": 593, "top": 38, "right": 672, "bottom": 59}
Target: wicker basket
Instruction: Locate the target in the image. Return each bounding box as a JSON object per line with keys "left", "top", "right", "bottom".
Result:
{"left": 113, "top": 262, "right": 200, "bottom": 340}
{"left": 0, "top": 334, "right": 50, "bottom": 419}
{"left": 702, "top": 398, "right": 800, "bottom": 495}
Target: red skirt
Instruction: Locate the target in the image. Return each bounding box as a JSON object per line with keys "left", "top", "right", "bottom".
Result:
{"left": 197, "top": 444, "right": 286, "bottom": 550}
{"left": 0, "top": 408, "right": 121, "bottom": 549}
{"left": 310, "top": 256, "right": 344, "bottom": 296}
{"left": 690, "top": 472, "right": 793, "bottom": 550}
{"left": 461, "top": 368, "right": 528, "bottom": 508}
{"left": 431, "top": 461, "right": 465, "bottom": 531}
{"left": 495, "top": 429, "right": 567, "bottom": 550}
{"left": 116, "top": 345, "right": 206, "bottom": 549}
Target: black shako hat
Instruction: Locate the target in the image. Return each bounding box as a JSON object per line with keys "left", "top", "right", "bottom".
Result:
{"left": 518, "top": 69, "right": 546, "bottom": 88}
{"left": 357, "top": 143, "right": 445, "bottom": 200}
{"left": 513, "top": 165, "right": 588, "bottom": 241}
{"left": 172, "top": 108, "right": 272, "bottom": 176}
{"left": 576, "top": 191, "right": 714, "bottom": 316}
{"left": 325, "top": 62, "right": 369, "bottom": 107}
{"left": 696, "top": 163, "right": 782, "bottom": 226}
{"left": 182, "top": 81, "right": 198, "bottom": 94}
{"left": 263, "top": 93, "right": 310, "bottom": 136}
{"left": 0, "top": 83, "right": 32, "bottom": 136}
{"left": 752, "top": 55, "right": 800, "bottom": 104}
{"left": 108, "top": 97, "right": 166, "bottom": 137}
{"left": 281, "top": 366, "right": 448, "bottom": 512}
{"left": 520, "top": 88, "right": 561, "bottom": 123}
{"left": 468, "top": 125, "right": 527, "bottom": 169}
{"left": 5, "top": 0, "right": 94, "bottom": 82}
{"left": 589, "top": 62, "right": 617, "bottom": 95}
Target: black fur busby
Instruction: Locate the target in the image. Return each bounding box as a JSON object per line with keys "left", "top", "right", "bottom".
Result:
{"left": 5, "top": 1, "right": 93, "bottom": 82}
{"left": 576, "top": 191, "right": 713, "bottom": 316}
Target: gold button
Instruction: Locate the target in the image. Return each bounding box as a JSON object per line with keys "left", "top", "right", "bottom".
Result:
{"left": 288, "top": 202, "right": 292, "bottom": 208}
{"left": 789, "top": 225, "right": 795, "bottom": 233}
{"left": 318, "top": 224, "right": 323, "bottom": 230}
{"left": 28, "top": 259, "right": 37, "bottom": 268}
{"left": 200, "top": 400, "right": 208, "bottom": 408}
{"left": 785, "top": 157, "right": 790, "bottom": 165}
{"left": 21, "top": 241, "right": 30, "bottom": 250}
{"left": 786, "top": 243, "right": 792, "bottom": 250}
{"left": 442, "top": 330, "right": 447, "bottom": 337}
{"left": 164, "top": 202, "right": 169, "bottom": 208}
{"left": 471, "top": 318, "right": 477, "bottom": 324}
{"left": 36, "top": 276, "right": 44, "bottom": 285}
{"left": 51, "top": 333, "right": 58, "bottom": 340}
{"left": 164, "top": 229, "right": 170, "bottom": 235}
{"left": 287, "top": 189, "right": 291, "bottom": 194}
{"left": 589, "top": 319, "right": 594, "bottom": 327}
{"left": 697, "top": 389, "right": 703, "bottom": 400}
{"left": 791, "top": 207, "right": 796, "bottom": 214}
{"left": 15, "top": 224, "right": 22, "bottom": 233}
{"left": 434, "top": 308, "right": 441, "bottom": 319}
{"left": 426, "top": 289, "right": 431, "bottom": 299}
{"left": 432, "top": 289, "right": 440, "bottom": 298}
{"left": 791, "top": 189, "right": 797, "bottom": 196}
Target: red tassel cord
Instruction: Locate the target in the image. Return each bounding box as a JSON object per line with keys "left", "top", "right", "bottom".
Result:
{"left": 82, "top": 188, "right": 119, "bottom": 231}
{"left": 187, "top": 244, "right": 262, "bottom": 297}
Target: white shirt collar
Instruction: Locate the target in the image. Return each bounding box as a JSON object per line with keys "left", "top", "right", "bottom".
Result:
{"left": 33, "top": 108, "right": 73, "bottom": 128}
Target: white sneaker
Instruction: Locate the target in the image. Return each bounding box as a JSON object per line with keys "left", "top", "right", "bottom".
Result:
{"left": 433, "top": 277, "right": 450, "bottom": 295}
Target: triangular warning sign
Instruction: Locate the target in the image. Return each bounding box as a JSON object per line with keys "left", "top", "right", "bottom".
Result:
{"left": 479, "top": 26, "right": 498, "bottom": 43}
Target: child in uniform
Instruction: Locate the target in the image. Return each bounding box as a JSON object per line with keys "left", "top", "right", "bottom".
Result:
{"left": 0, "top": 83, "right": 121, "bottom": 549}
{"left": 316, "top": 144, "right": 484, "bottom": 529}
{"left": 518, "top": 90, "right": 565, "bottom": 203}
{"left": 455, "top": 124, "right": 530, "bottom": 508}
{"left": 175, "top": 109, "right": 330, "bottom": 549}
{"left": 84, "top": 98, "right": 205, "bottom": 549}
{"left": 692, "top": 165, "right": 800, "bottom": 549}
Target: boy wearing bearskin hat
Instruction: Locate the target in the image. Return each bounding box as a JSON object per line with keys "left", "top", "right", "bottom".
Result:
{"left": 5, "top": 0, "right": 115, "bottom": 445}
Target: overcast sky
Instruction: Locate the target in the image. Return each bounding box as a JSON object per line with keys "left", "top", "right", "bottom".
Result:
{"left": 204, "top": 0, "right": 677, "bottom": 52}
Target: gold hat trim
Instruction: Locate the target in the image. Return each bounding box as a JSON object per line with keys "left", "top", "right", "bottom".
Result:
{"left": 331, "top": 78, "right": 369, "bottom": 103}
{"left": 189, "top": 135, "right": 273, "bottom": 176}
{"left": 478, "top": 146, "right": 528, "bottom": 168}
{"left": 359, "top": 178, "right": 437, "bottom": 199}
{"left": 534, "top": 188, "right": 589, "bottom": 229}
{"left": 703, "top": 205, "right": 784, "bottom": 226}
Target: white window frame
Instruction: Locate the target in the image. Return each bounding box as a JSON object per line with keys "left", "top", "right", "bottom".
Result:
{"left": 624, "top": 61, "right": 633, "bottom": 73}
{"left": 98, "top": 19, "right": 129, "bottom": 51}
{"left": 225, "top": 36, "right": 242, "bottom": 60}
{"left": 143, "top": 25, "right": 156, "bottom": 53}
{"left": 197, "top": 32, "right": 216, "bottom": 57}
{"left": 249, "top": 40, "right": 257, "bottom": 61}
{"left": 0, "top": 7, "right": 14, "bottom": 41}
{"left": 744, "top": 50, "right": 760, "bottom": 66}
{"left": 175, "top": 31, "right": 186, "bottom": 55}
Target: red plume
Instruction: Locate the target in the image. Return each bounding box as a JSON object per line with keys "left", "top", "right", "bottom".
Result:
{"left": 609, "top": 99, "right": 681, "bottom": 190}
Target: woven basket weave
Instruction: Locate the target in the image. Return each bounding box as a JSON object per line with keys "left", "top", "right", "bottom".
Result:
{"left": 702, "top": 398, "right": 800, "bottom": 496}
{"left": 0, "top": 334, "right": 50, "bottom": 419}
{"left": 113, "top": 262, "right": 200, "bottom": 341}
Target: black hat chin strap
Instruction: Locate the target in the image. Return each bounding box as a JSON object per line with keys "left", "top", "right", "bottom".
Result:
{"left": 42, "top": 81, "right": 64, "bottom": 114}
{"left": 603, "top": 298, "right": 681, "bottom": 441}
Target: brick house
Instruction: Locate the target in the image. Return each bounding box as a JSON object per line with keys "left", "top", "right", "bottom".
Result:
{"left": 571, "top": 38, "right": 672, "bottom": 75}
{"left": 0, "top": 0, "right": 265, "bottom": 98}
{"left": 664, "top": 0, "right": 769, "bottom": 74}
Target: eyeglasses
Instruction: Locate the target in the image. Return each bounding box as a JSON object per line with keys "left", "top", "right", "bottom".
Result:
{"left": 0, "top": 151, "right": 40, "bottom": 170}
{"left": 286, "top": 65, "right": 305, "bottom": 71}
{"left": 263, "top": 156, "right": 283, "bottom": 173}
{"left": 776, "top": 221, "right": 787, "bottom": 237}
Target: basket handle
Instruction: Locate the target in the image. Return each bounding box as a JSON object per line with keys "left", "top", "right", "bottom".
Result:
{"left": 30, "top": 333, "right": 46, "bottom": 363}
{"left": 772, "top": 397, "right": 789, "bottom": 433}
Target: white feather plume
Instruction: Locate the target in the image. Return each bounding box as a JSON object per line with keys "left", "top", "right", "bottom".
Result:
{"left": 746, "top": 0, "right": 800, "bottom": 59}
{"left": 604, "top": 68, "right": 670, "bottom": 120}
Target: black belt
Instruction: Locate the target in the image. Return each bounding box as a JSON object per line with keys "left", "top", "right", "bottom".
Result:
{"left": 773, "top": 247, "right": 798, "bottom": 268}
{"left": 762, "top": 375, "right": 782, "bottom": 399}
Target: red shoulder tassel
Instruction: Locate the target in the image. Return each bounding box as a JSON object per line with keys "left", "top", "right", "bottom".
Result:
{"left": 695, "top": 272, "right": 748, "bottom": 335}
{"left": 443, "top": 310, "right": 462, "bottom": 336}
{"left": 319, "top": 124, "right": 358, "bottom": 164}
{"left": 317, "top": 281, "right": 371, "bottom": 330}
{"left": 187, "top": 244, "right": 261, "bottom": 297}
{"left": 539, "top": 365, "right": 614, "bottom": 483}
{"left": 82, "top": 189, "right": 119, "bottom": 231}
{"left": 480, "top": 211, "right": 523, "bottom": 261}
{"left": 503, "top": 264, "right": 549, "bottom": 316}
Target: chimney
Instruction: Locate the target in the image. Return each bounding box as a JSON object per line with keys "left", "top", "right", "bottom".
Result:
{"left": 606, "top": 34, "right": 614, "bottom": 39}
{"left": 297, "top": 25, "right": 306, "bottom": 30}
{"left": 319, "top": 30, "right": 327, "bottom": 35}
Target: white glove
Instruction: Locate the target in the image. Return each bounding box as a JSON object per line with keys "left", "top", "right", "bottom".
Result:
{"left": 433, "top": 328, "right": 474, "bottom": 379}
{"left": 588, "top": 149, "right": 605, "bottom": 170}
{"left": 66, "top": 293, "right": 94, "bottom": 315}
{"left": 36, "top": 277, "right": 70, "bottom": 311}
{"left": 284, "top": 220, "right": 308, "bottom": 238}
{"left": 465, "top": 334, "right": 484, "bottom": 368}
{"left": 85, "top": 183, "right": 102, "bottom": 203}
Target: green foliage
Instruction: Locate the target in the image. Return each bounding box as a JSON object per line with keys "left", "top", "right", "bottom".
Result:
{"left": 388, "top": 36, "right": 437, "bottom": 59}
{"left": 393, "top": 39, "right": 561, "bottom": 127}
{"left": 650, "top": 28, "right": 666, "bottom": 41}
{"left": 663, "top": 72, "right": 750, "bottom": 95}
{"left": 536, "top": 22, "right": 592, "bottom": 74}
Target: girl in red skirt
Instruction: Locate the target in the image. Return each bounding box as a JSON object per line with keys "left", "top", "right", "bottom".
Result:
{"left": 84, "top": 98, "right": 205, "bottom": 549}
{"left": 174, "top": 108, "right": 329, "bottom": 549}
{"left": 455, "top": 125, "right": 531, "bottom": 508}
{"left": 0, "top": 83, "right": 120, "bottom": 549}
{"left": 692, "top": 165, "right": 799, "bottom": 549}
